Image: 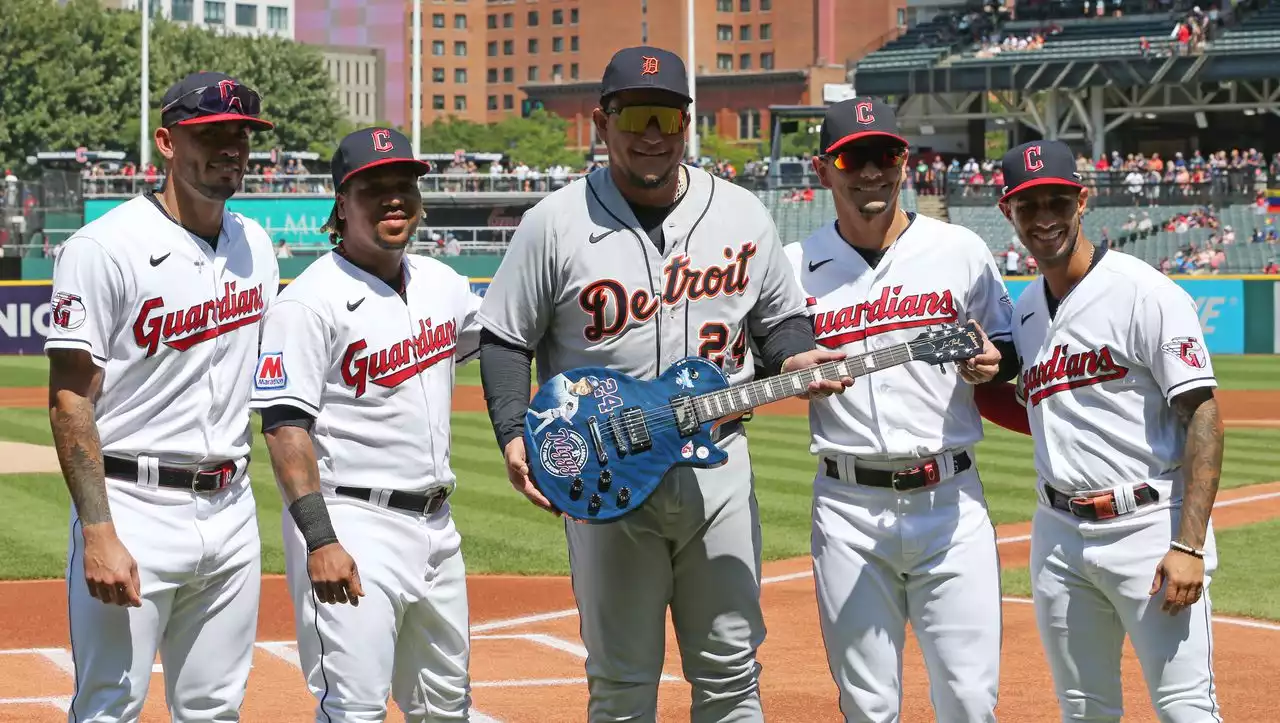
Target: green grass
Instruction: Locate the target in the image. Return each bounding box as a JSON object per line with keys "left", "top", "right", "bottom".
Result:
{"left": 0, "top": 355, "right": 52, "bottom": 388}
{"left": 997, "top": 518, "right": 1280, "bottom": 621}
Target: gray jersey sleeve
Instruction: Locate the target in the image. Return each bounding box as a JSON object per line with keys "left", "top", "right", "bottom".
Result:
{"left": 746, "top": 215, "right": 808, "bottom": 337}
{"left": 476, "top": 202, "right": 558, "bottom": 350}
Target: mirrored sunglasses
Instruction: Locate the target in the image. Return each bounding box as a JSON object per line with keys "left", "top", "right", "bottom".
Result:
{"left": 607, "top": 105, "right": 688, "bottom": 135}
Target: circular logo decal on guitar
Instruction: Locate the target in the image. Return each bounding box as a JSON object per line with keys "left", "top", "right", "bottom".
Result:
{"left": 538, "top": 427, "right": 589, "bottom": 478}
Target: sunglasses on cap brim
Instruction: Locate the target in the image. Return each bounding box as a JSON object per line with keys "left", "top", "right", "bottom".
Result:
{"left": 827, "top": 144, "right": 909, "bottom": 171}
{"left": 606, "top": 105, "right": 689, "bottom": 135}
{"left": 162, "top": 83, "right": 266, "bottom": 125}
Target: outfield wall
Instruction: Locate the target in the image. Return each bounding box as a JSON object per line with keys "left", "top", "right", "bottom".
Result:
{"left": 3, "top": 277, "right": 1279, "bottom": 356}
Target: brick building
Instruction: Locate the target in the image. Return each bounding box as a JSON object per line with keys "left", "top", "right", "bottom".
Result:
{"left": 402, "top": 0, "right": 905, "bottom": 146}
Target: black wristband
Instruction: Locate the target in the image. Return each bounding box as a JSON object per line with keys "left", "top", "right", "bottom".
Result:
{"left": 288, "top": 492, "right": 338, "bottom": 553}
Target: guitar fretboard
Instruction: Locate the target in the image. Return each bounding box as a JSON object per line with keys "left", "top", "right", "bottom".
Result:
{"left": 693, "top": 343, "right": 914, "bottom": 423}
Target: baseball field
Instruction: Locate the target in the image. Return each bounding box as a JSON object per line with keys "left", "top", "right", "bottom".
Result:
{"left": 0, "top": 354, "right": 1278, "bottom": 721}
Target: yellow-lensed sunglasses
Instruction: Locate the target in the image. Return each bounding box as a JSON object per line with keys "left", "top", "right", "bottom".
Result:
{"left": 606, "top": 105, "right": 689, "bottom": 135}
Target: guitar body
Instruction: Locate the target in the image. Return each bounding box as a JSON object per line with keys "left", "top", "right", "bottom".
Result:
{"left": 524, "top": 357, "right": 730, "bottom": 523}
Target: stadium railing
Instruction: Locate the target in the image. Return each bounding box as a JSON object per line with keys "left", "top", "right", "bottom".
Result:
{"left": 947, "top": 178, "right": 1264, "bottom": 207}
{"left": 79, "top": 173, "right": 590, "bottom": 198}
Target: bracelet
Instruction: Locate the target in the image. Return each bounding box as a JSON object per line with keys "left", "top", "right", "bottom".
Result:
{"left": 289, "top": 492, "right": 339, "bottom": 553}
{"left": 1170, "top": 540, "right": 1205, "bottom": 559}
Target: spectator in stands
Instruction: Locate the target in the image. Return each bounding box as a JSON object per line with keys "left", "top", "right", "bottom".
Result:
{"left": 1264, "top": 259, "right": 1279, "bottom": 274}
{"left": 1003, "top": 243, "right": 1020, "bottom": 275}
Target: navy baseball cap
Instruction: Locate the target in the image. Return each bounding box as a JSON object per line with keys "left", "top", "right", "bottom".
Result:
{"left": 160, "top": 71, "right": 273, "bottom": 130}
{"left": 999, "top": 140, "right": 1083, "bottom": 203}
{"left": 330, "top": 126, "right": 432, "bottom": 190}
{"left": 599, "top": 46, "right": 692, "bottom": 105}
{"left": 819, "top": 97, "right": 907, "bottom": 154}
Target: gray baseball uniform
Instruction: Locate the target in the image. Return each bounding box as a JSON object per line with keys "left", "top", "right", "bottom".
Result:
{"left": 477, "top": 164, "right": 808, "bottom": 722}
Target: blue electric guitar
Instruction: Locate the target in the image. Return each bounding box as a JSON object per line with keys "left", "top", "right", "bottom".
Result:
{"left": 523, "top": 321, "right": 984, "bottom": 523}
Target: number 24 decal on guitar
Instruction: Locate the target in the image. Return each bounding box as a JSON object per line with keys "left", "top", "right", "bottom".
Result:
{"left": 523, "top": 321, "right": 985, "bottom": 523}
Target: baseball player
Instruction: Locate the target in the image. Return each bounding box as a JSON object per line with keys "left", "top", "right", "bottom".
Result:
{"left": 44, "top": 71, "right": 277, "bottom": 721}
{"left": 251, "top": 126, "right": 481, "bottom": 721}
{"left": 784, "top": 97, "right": 1018, "bottom": 722}
{"left": 974, "top": 140, "right": 1223, "bottom": 722}
{"left": 476, "top": 46, "right": 848, "bottom": 722}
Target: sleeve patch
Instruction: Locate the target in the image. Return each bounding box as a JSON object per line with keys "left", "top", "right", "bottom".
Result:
{"left": 254, "top": 351, "right": 288, "bottom": 390}
{"left": 51, "top": 292, "right": 87, "bottom": 331}
{"left": 1160, "top": 337, "right": 1208, "bottom": 369}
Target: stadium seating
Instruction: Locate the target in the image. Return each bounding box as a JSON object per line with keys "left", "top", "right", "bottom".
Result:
{"left": 950, "top": 14, "right": 1174, "bottom": 65}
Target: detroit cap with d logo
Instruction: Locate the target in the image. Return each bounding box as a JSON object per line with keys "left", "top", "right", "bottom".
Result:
{"left": 999, "top": 140, "right": 1083, "bottom": 203}
{"left": 160, "top": 71, "right": 273, "bottom": 130}
{"left": 819, "top": 96, "right": 907, "bottom": 153}
{"left": 599, "top": 46, "right": 692, "bottom": 104}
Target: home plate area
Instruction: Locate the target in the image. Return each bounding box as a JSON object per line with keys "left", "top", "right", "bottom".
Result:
{"left": 0, "top": 561, "right": 1274, "bottom": 722}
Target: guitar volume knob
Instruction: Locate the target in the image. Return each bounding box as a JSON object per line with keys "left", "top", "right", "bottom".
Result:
{"left": 616, "top": 487, "right": 631, "bottom": 508}
{"left": 598, "top": 469, "right": 612, "bottom": 492}
{"left": 569, "top": 477, "right": 584, "bottom": 501}
{"left": 587, "top": 493, "right": 602, "bottom": 515}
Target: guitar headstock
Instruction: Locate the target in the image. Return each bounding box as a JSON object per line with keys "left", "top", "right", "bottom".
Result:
{"left": 909, "top": 321, "right": 984, "bottom": 365}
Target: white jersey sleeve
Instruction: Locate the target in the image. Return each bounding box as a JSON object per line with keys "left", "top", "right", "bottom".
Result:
{"left": 966, "top": 246, "right": 1015, "bottom": 343}
{"left": 253, "top": 300, "right": 331, "bottom": 417}
{"left": 456, "top": 285, "right": 484, "bottom": 365}
{"left": 747, "top": 214, "right": 808, "bottom": 336}
{"left": 44, "top": 236, "right": 125, "bottom": 367}
{"left": 1132, "top": 281, "right": 1217, "bottom": 402}
{"left": 475, "top": 202, "right": 556, "bottom": 349}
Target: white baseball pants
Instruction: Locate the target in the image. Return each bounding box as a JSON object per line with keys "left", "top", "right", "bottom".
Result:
{"left": 65, "top": 477, "right": 261, "bottom": 722}
{"left": 283, "top": 495, "right": 471, "bottom": 723}
{"left": 1031, "top": 502, "right": 1222, "bottom": 722}
{"left": 810, "top": 464, "right": 1002, "bottom": 723}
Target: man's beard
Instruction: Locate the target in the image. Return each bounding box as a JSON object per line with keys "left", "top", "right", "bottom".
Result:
{"left": 626, "top": 164, "right": 677, "bottom": 190}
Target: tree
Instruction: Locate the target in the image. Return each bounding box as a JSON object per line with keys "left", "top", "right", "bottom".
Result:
{"left": 0, "top": 0, "right": 344, "bottom": 175}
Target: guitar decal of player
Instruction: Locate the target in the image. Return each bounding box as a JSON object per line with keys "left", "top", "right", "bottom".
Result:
{"left": 528, "top": 376, "right": 594, "bottom": 434}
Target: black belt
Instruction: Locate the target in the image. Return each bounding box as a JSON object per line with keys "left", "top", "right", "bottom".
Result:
{"left": 824, "top": 450, "right": 972, "bottom": 491}
{"left": 335, "top": 485, "right": 452, "bottom": 516}
{"left": 1044, "top": 483, "right": 1160, "bottom": 521}
{"left": 104, "top": 455, "right": 240, "bottom": 492}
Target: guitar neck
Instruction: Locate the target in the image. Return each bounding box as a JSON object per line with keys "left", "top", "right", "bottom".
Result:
{"left": 692, "top": 342, "right": 915, "bottom": 423}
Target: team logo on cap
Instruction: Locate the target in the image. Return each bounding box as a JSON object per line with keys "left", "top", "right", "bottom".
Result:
{"left": 372, "top": 129, "right": 394, "bottom": 152}
{"left": 641, "top": 56, "right": 660, "bottom": 75}
{"left": 1023, "top": 145, "right": 1044, "bottom": 172}
{"left": 855, "top": 102, "right": 875, "bottom": 125}
{"left": 217, "top": 79, "right": 244, "bottom": 115}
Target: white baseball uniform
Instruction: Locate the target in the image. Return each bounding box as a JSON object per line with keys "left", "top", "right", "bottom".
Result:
{"left": 477, "top": 165, "right": 807, "bottom": 722}
{"left": 786, "top": 212, "right": 1013, "bottom": 723}
{"left": 44, "top": 192, "right": 278, "bottom": 722}
{"left": 250, "top": 250, "right": 482, "bottom": 721}
{"left": 1010, "top": 245, "right": 1222, "bottom": 722}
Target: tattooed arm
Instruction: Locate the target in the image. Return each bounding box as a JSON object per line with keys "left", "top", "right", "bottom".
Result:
{"left": 1148, "top": 386, "right": 1223, "bottom": 616}
{"left": 262, "top": 421, "right": 363, "bottom": 606}
{"left": 48, "top": 348, "right": 141, "bottom": 607}
{"left": 1171, "top": 386, "right": 1224, "bottom": 551}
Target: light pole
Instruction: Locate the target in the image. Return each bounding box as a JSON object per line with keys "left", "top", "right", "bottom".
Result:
{"left": 686, "top": 0, "right": 699, "bottom": 162}
{"left": 140, "top": 0, "right": 151, "bottom": 167}
{"left": 412, "top": 0, "right": 422, "bottom": 159}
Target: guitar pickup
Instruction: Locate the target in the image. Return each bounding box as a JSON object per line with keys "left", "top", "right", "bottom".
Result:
{"left": 670, "top": 395, "right": 700, "bottom": 437}
{"left": 620, "top": 407, "right": 651, "bottom": 453}
{"left": 586, "top": 416, "right": 608, "bottom": 465}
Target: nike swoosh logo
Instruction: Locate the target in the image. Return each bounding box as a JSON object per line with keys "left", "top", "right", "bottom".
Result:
{"left": 149, "top": 253, "right": 170, "bottom": 267}
{"left": 808, "top": 259, "right": 833, "bottom": 272}
{"left": 347, "top": 298, "right": 365, "bottom": 312}
{"left": 1021, "top": 311, "right": 1036, "bottom": 324}
{"left": 589, "top": 230, "right": 614, "bottom": 244}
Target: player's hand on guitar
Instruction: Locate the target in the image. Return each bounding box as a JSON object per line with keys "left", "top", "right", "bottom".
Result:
{"left": 308, "top": 543, "right": 365, "bottom": 606}
{"left": 1149, "top": 546, "right": 1205, "bottom": 615}
{"left": 782, "top": 349, "right": 853, "bottom": 400}
{"left": 957, "top": 321, "right": 1001, "bottom": 384}
{"left": 503, "top": 437, "right": 562, "bottom": 517}
{"left": 81, "top": 522, "right": 143, "bottom": 608}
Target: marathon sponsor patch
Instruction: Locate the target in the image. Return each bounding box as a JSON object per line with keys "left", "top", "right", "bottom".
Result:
{"left": 254, "top": 351, "right": 288, "bottom": 390}
{"left": 1161, "top": 336, "right": 1207, "bottom": 369}
{"left": 51, "top": 292, "right": 86, "bottom": 331}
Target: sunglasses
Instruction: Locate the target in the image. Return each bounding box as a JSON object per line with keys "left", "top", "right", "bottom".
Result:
{"left": 606, "top": 105, "right": 688, "bottom": 135}
{"left": 161, "top": 83, "right": 263, "bottom": 120}
{"left": 828, "top": 144, "right": 909, "bottom": 171}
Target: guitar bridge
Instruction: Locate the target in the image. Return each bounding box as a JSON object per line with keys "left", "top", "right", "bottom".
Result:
{"left": 620, "top": 407, "right": 651, "bottom": 453}
{"left": 586, "top": 416, "right": 608, "bottom": 465}
{"left": 670, "top": 395, "right": 700, "bottom": 437}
